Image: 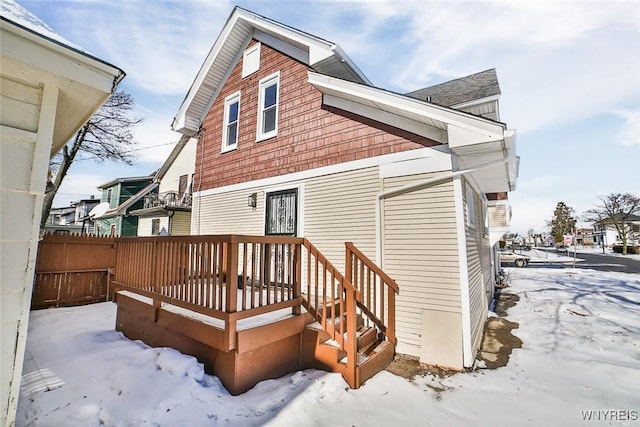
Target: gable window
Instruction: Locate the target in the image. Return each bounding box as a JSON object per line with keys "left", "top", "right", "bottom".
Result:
{"left": 222, "top": 91, "right": 240, "bottom": 152}
{"left": 242, "top": 43, "right": 260, "bottom": 78}
{"left": 257, "top": 72, "right": 280, "bottom": 141}
{"left": 151, "top": 218, "right": 160, "bottom": 236}
{"left": 106, "top": 188, "right": 113, "bottom": 207}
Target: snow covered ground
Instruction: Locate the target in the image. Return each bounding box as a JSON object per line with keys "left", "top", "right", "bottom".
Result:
{"left": 17, "top": 261, "right": 640, "bottom": 426}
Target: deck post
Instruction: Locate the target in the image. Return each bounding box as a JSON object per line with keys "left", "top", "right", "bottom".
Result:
{"left": 225, "top": 240, "right": 238, "bottom": 313}
{"left": 345, "top": 284, "right": 358, "bottom": 388}
{"left": 293, "top": 242, "right": 302, "bottom": 315}
{"left": 345, "top": 242, "right": 353, "bottom": 284}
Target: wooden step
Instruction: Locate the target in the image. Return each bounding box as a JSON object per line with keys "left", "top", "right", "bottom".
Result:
{"left": 357, "top": 340, "right": 395, "bottom": 385}
{"left": 356, "top": 327, "right": 378, "bottom": 352}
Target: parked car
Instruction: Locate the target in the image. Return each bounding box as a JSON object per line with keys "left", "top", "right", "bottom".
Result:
{"left": 499, "top": 251, "right": 530, "bottom": 267}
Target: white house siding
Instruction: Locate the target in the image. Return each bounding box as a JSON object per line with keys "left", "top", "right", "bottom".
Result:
{"left": 488, "top": 203, "right": 508, "bottom": 228}
{"left": 459, "top": 100, "right": 498, "bottom": 121}
{"left": 1, "top": 80, "right": 56, "bottom": 425}
{"left": 193, "top": 183, "right": 288, "bottom": 236}
{"left": 381, "top": 174, "right": 461, "bottom": 361}
{"left": 304, "top": 167, "right": 379, "bottom": 271}
{"left": 463, "top": 177, "right": 492, "bottom": 361}
{"left": 137, "top": 216, "right": 169, "bottom": 237}
{"left": 170, "top": 211, "right": 191, "bottom": 236}
{"left": 159, "top": 137, "right": 197, "bottom": 195}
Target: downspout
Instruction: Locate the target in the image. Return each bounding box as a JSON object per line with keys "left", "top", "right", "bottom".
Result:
{"left": 375, "top": 154, "right": 514, "bottom": 367}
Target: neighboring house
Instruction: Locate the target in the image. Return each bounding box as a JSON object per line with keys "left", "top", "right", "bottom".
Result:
{"left": 94, "top": 175, "right": 153, "bottom": 237}
{"left": 593, "top": 215, "right": 640, "bottom": 246}
{"left": 130, "top": 135, "right": 197, "bottom": 236}
{"left": 0, "top": 1, "right": 124, "bottom": 424}
{"left": 171, "top": 7, "right": 518, "bottom": 370}
{"left": 575, "top": 228, "right": 594, "bottom": 246}
{"left": 45, "top": 196, "right": 100, "bottom": 234}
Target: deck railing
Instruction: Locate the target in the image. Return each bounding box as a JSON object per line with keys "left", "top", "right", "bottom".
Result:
{"left": 114, "top": 235, "right": 304, "bottom": 350}
{"left": 345, "top": 242, "right": 399, "bottom": 344}
{"left": 113, "top": 235, "right": 389, "bottom": 386}
{"left": 301, "top": 239, "right": 358, "bottom": 387}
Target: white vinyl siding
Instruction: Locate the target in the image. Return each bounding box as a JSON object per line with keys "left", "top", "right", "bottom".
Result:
{"left": 463, "top": 178, "right": 492, "bottom": 357}
{"left": 170, "top": 211, "right": 191, "bottom": 236}
{"left": 138, "top": 216, "right": 169, "bottom": 237}
{"left": 458, "top": 100, "right": 499, "bottom": 121}
{"left": 304, "top": 167, "right": 379, "bottom": 271}
{"left": 382, "top": 174, "right": 460, "bottom": 350}
{"left": 488, "top": 203, "right": 509, "bottom": 228}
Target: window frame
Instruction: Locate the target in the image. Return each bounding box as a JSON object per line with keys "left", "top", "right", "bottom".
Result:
{"left": 466, "top": 183, "right": 477, "bottom": 229}
{"left": 256, "top": 72, "right": 280, "bottom": 142}
{"left": 221, "top": 91, "right": 241, "bottom": 153}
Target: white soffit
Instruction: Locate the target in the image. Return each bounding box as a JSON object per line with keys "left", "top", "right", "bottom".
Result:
{"left": 1, "top": 17, "right": 124, "bottom": 154}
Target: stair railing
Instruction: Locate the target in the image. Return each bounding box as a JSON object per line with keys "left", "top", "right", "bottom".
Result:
{"left": 345, "top": 242, "right": 399, "bottom": 344}
{"left": 301, "top": 238, "right": 358, "bottom": 388}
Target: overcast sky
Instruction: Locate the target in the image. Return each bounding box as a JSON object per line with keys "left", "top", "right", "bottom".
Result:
{"left": 12, "top": 0, "right": 640, "bottom": 234}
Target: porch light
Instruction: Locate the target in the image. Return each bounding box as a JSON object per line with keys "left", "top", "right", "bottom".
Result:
{"left": 248, "top": 193, "right": 257, "bottom": 208}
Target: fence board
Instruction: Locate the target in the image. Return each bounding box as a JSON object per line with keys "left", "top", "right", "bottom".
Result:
{"left": 32, "top": 233, "right": 117, "bottom": 309}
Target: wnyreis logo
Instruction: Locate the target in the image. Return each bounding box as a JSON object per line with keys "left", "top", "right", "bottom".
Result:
{"left": 581, "top": 410, "right": 638, "bottom": 422}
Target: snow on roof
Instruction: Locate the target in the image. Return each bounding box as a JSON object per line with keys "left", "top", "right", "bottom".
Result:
{"left": 0, "top": 0, "right": 85, "bottom": 52}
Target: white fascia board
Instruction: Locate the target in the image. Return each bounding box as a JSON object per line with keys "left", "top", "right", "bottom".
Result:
{"left": 447, "top": 123, "right": 504, "bottom": 149}
{"left": 254, "top": 29, "right": 309, "bottom": 64}
{"left": 194, "top": 146, "right": 442, "bottom": 198}
{"left": 379, "top": 152, "right": 452, "bottom": 178}
{"left": 308, "top": 71, "right": 505, "bottom": 140}
{"left": 2, "top": 25, "right": 122, "bottom": 93}
{"left": 236, "top": 8, "right": 334, "bottom": 64}
{"left": 172, "top": 12, "right": 244, "bottom": 134}
{"left": 323, "top": 94, "right": 448, "bottom": 143}
{"left": 330, "top": 44, "right": 371, "bottom": 85}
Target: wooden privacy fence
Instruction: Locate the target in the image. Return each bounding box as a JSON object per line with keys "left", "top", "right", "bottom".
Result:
{"left": 32, "top": 233, "right": 116, "bottom": 309}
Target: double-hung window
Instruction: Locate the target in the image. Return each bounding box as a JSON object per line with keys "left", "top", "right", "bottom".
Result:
{"left": 222, "top": 91, "right": 240, "bottom": 152}
{"left": 257, "top": 72, "right": 280, "bottom": 141}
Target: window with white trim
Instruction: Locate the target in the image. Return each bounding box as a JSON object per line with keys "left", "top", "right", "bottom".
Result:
{"left": 257, "top": 72, "right": 279, "bottom": 141}
{"left": 466, "top": 183, "right": 476, "bottom": 228}
{"left": 222, "top": 91, "right": 240, "bottom": 152}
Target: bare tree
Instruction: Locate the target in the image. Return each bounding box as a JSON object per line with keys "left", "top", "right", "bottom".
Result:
{"left": 583, "top": 193, "right": 640, "bottom": 255}
{"left": 41, "top": 90, "right": 142, "bottom": 228}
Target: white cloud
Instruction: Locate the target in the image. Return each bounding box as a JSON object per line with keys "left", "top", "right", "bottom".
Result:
{"left": 131, "top": 113, "right": 181, "bottom": 164}
{"left": 61, "top": 0, "right": 233, "bottom": 96}
{"left": 318, "top": 1, "right": 640, "bottom": 134}
{"left": 613, "top": 109, "right": 640, "bottom": 147}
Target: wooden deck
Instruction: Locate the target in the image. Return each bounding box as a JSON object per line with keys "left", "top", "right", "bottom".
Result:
{"left": 108, "top": 235, "right": 398, "bottom": 393}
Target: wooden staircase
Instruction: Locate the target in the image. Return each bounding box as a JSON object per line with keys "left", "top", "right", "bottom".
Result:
{"left": 301, "top": 240, "right": 398, "bottom": 389}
